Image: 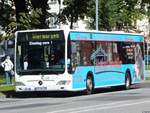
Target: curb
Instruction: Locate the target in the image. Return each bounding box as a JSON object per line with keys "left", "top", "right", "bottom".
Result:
{"left": 0, "top": 95, "right": 6, "bottom": 99}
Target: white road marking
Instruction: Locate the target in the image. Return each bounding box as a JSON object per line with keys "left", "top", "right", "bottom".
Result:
{"left": 48, "top": 99, "right": 150, "bottom": 113}
{"left": 71, "top": 100, "right": 150, "bottom": 113}
{"left": 48, "top": 101, "right": 126, "bottom": 113}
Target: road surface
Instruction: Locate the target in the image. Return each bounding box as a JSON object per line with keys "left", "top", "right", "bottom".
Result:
{"left": 0, "top": 81, "right": 150, "bottom": 113}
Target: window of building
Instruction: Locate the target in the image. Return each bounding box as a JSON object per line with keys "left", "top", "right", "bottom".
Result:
{"left": 49, "top": 0, "right": 57, "bottom": 4}
{"left": 48, "top": 14, "right": 57, "bottom": 28}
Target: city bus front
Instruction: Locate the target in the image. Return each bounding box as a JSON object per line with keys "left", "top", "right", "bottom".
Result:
{"left": 15, "top": 30, "right": 72, "bottom": 92}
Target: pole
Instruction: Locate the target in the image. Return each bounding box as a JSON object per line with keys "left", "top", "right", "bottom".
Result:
{"left": 58, "top": 0, "right": 61, "bottom": 29}
{"left": 96, "top": 0, "right": 99, "bottom": 31}
{"left": 146, "top": 43, "right": 148, "bottom": 70}
{"left": 147, "top": 42, "right": 149, "bottom": 71}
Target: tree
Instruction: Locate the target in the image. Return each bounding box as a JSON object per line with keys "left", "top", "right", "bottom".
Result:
{"left": 6, "top": 0, "right": 43, "bottom": 37}
{"left": 2, "top": 0, "right": 51, "bottom": 38}
{"left": 31, "top": 0, "right": 49, "bottom": 29}
{"left": 141, "top": 0, "right": 150, "bottom": 37}
{"left": 60, "top": 0, "right": 91, "bottom": 29}
{"left": 86, "top": 0, "right": 142, "bottom": 31}
{"left": 0, "top": 0, "right": 14, "bottom": 39}
{"left": 8, "top": 8, "right": 42, "bottom": 30}
{"left": 0, "top": 0, "right": 44, "bottom": 38}
{"left": 14, "top": 0, "right": 28, "bottom": 23}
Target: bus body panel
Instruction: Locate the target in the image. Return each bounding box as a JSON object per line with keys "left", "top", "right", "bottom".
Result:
{"left": 72, "top": 66, "right": 94, "bottom": 89}
{"left": 72, "top": 66, "right": 125, "bottom": 90}
{"left": 69, "top": 30, "right": 144, "bottom": 91}
{"left": 15, "top": 29, "right": 145, "bottom": 92}
{"left": 72, "top": 64, "right": 143, "bottom": 90}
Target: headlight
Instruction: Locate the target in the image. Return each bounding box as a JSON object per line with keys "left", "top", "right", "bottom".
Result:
{"left": 56, "top": 80, "right": 71, "bottom": 85}
{"left": 15, "top": 82, "right": 25, "bottom": 86}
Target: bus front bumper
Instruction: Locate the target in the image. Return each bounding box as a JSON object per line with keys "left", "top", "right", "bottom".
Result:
{"left": 15, "top": 81, "right": 72, "bottom": 92}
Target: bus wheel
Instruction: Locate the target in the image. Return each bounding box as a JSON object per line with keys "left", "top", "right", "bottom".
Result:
{"left": 86, "top": 76, "right": 94, "bottom": 95}
{"left": 125, "top": 72, "right": 131, "bottom": 90}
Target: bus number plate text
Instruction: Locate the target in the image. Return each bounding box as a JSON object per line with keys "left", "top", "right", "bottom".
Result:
{"left": 35, "top": 87, "right": 47, "bottom": 91}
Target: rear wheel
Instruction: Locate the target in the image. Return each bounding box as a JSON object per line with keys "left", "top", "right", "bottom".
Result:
{"left": 86, "top": 76, "right": 94, "bottom": 95}
{"left": 125, "top": 73, "right": 131, "bottom": 90}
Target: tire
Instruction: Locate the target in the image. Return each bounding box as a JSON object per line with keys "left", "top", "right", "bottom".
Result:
{"left": 125, "top": 72, "right": 131, "bottom": 90}
{"left": 86, "top": 76, "right": 94, "bottom": 95}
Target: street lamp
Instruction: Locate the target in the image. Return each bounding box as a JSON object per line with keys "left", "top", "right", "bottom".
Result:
{"left": 96, "top": 0, "right": 99, "bottom": 31}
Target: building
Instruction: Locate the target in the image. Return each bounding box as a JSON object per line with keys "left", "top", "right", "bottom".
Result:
{"left": 137, "top": 16, "right": 149, "bottom": 39}
{"left": 48, "top": 0, "right": 87, "bottom": 30}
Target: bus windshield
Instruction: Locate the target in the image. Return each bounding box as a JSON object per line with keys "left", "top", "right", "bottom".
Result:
{"left": 16, "top": 31, "right": 65, "bottom": 75}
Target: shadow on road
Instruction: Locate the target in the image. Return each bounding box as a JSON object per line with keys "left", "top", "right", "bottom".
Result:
{"left": 1, "top": 82, "right": 148, "bottom": 99}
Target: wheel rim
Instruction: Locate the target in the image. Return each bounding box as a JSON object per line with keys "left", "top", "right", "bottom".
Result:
{"left": 86, "top": 77, "right": 93, "bottom": 94}
{"left": 125, "top": 75, "right": 130, "bottom": 89}
{"left": 126, "top": 77, "right": 130, "bottom": 88}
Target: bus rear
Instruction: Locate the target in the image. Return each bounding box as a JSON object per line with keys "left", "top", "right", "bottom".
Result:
{"left": 15, "top": 29, "right": 72, "bottom": 91}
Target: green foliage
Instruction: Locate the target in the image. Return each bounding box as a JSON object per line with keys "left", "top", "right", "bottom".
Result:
{"left": 0, "top": 0, "right": 15, "bottom": 39}
{"left": 6, "top": 8, "right": 42, "bottom": 38}
{"left": 86, "top": 0, "right": 143, "bottom": 31}
{"left": 0, "top": 0, "right": 49, "bottom": 39}
{"left": 30, "top": 0, "right": 49, "bottom": 29}
{"left": 8, "top": 8, "right": 42, "bottom": 30}
{"left": 140, "top": 0, "right": 150, "bottom": 37}
{"left": 140, "top": 1, "right": 150, "bottom": 20}
{"left": 0, "top": 0, "right": 149, "bottom": 38}
{"left": 61, "top": 0, "right": 91, "bottom": 29}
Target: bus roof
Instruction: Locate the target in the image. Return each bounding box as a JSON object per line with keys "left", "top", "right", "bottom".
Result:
{"left": 15, "top": 29, "right": 62, "bottom": 33}
{"left": 69, "top": 30, "right": 144, "bottom": 43}
{"left": 16, "top": 29, "right": 143, "bottom": 36}
{"left": 69, "top": 30, "right": 143, "bottom": 36}
{"left": 15, "top": 29, "right": 144, "bottom": 43}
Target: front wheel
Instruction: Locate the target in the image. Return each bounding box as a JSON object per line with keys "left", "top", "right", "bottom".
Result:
{"left": 86, "top": 76, "right": 94, "bottom": 95}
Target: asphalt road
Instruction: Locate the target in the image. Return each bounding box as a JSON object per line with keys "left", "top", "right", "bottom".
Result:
{"left": 0, "top": 82, "right": 150, "bottom": 113}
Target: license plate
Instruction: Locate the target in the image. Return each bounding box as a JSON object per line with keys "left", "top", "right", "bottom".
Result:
{"left": 35, "top": 87, "right": 47, "bottom": 91}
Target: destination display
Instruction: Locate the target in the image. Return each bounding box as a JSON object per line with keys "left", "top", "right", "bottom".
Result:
{"left": 31, "top": 33, "right": 59, "bottom": 40}
{"left": 17, "top": 31, "right": 63, "bottom": 42}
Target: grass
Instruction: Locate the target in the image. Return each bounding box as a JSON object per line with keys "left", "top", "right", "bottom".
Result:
{"left": 0, "top": 93, "right": 4, "bottom": 97}
{"left": 145, "top": 64, "right": 150, "bottom": 81}
{"left": 146, "top": 77, "right": 150, "bottom": 80}
{"left": 145, "top": 64, "right": 150, "bottom": 70}
{"left": 0, "top": 85, "right": 15, "bottom": 92}
{"left": 0, "top": 74, "right": 15, "bottom": 97}
{"left": 0, "top": 86, "right": 15, "bottom": 97}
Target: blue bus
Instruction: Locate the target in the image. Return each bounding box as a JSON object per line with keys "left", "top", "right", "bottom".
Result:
{"left": 15, "top": 29, "right": 144, "bottom": 94}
